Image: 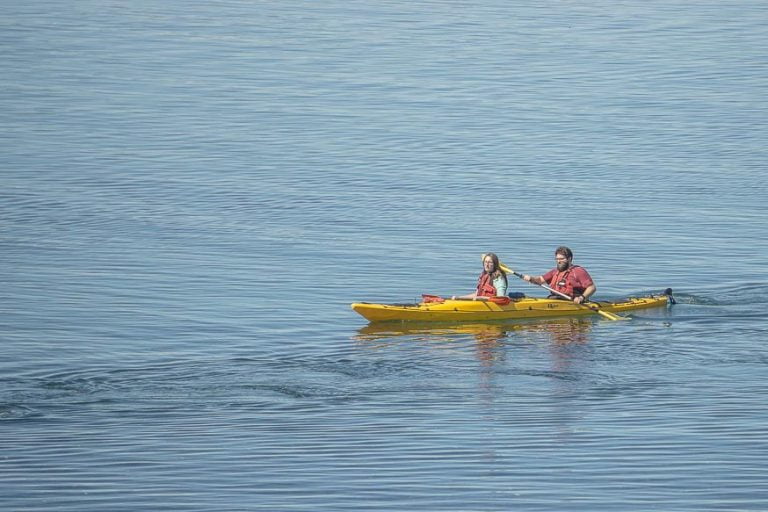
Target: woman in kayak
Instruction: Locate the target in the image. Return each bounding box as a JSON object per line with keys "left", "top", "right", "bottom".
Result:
{"left": 522, "top": 246, "right": 596, "bottom": 304}
{"left": 453, "top": 252, "right": 508, "bottom": 300}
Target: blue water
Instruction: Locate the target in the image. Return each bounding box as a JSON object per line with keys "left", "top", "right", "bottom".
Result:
{"left": 2, "top": 1, "right": 768, "bottom": 510}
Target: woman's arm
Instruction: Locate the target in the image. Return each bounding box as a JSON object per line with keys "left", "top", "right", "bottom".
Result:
{"left": 494, "top": 276, "right": 508, "bottom": 297}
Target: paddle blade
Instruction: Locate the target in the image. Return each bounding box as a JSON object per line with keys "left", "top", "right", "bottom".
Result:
{"left": 596, "top": 309, "right": 628, "bottom": 321}
{"left": 499, "top": 262, "right": 523, "bottom": 278}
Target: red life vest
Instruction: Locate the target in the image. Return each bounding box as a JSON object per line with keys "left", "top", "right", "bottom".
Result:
{"left": 546, "top": 265, "right": 591, "bottom": 298}
{"left": 476, "top": 273, "right": 497, "bottom": 297}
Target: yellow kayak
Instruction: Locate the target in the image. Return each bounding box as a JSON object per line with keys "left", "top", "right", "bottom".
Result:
{"left": 351, "top": 291, "right": 673, "bottom": 323}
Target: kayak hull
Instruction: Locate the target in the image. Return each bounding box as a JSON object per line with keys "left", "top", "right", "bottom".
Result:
{"left": 351, "top": 294, "right": 671, "bottom": 323}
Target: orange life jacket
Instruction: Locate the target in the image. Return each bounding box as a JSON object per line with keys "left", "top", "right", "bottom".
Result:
{"left": 476, "top": 273, "right": 497, "bottom": 297}
{"left": 546, "top": 265, "right": 590, "bottom": 298}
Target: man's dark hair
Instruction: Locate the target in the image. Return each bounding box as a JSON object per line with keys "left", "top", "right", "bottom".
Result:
{"left": 555, "top": 246, "right": 573, "bottom": 260}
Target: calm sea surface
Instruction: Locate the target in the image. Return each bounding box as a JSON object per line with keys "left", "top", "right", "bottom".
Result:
{"left": 2, "top": 1, "right": 768, "bottom": 510}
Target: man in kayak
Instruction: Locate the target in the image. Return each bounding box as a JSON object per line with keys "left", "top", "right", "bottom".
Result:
{"left": 453, "top": 252, "right": 508, "bottom": 300}
{"left": 522, "top": 246, "right": 595, "bottom": 304}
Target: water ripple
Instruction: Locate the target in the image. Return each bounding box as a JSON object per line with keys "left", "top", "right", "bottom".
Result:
{"left": 4, "top": 0, "right": 768, "bottom": 510}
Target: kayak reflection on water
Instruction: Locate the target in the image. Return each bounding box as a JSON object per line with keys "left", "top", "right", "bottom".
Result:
{"left": 353, "top": 319, "right": 596, "bottom": 423}
{"left": 354, "top": 317, "right": 594, "bottom": 347}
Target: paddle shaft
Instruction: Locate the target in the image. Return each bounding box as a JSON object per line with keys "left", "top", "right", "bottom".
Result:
{"left": 506, "top": 268, "right": 573, "bottom": 300}
{"left": 499, "top": 264, "right": 626, "bottom": 321}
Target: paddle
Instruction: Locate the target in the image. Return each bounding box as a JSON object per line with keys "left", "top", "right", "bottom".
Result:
{"left": 498, "top": 263, "right": 627, "bottom": 321}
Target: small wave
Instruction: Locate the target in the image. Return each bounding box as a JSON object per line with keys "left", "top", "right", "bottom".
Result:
{"left": 0, "top": 404, "right": 42, "bottom": 421}
{"left": 39, "top": 374, "right": 114, "bottom": 394}
{"left": 710, "top": 283, "right": 768, "bottom": 305}
{"left": 661, "top": 283, "right": 768, "bottom": 306}
{"left": 251, "top": 383, "right": 353, "bottom": 401}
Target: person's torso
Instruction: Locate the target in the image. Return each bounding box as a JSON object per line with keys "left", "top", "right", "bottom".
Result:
{"left": 476, "top": 273, "right": 497, "bottom": 297}
{"left": 547, "top": 265, "right": 588, "bottom": 297}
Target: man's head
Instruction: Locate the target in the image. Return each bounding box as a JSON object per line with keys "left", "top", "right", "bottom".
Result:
{"left": 554, "top": 246, "right": 573, "bottom": 271}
